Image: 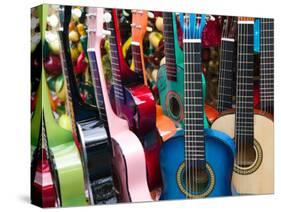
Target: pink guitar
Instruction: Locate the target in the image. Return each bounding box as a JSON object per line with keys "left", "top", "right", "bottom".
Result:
{"left": 87, "top": 8, "right": 152, "bottom": 202}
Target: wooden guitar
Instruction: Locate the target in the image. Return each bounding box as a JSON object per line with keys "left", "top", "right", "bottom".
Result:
{"left": 106, "top": 9, "right": 162, "bottom": 190}
{"left": 87, "top": 8, "right": 152, "bottom": 202}
{"left": 217, "top": 17, "right": 237, "bottom": 113}
{"left": 158, "top": 12, "right": 209, "bottom": 128}
{"left": 160, "top": 14, "right": 235, "bottom": 199}
{"left": 131, "top": 11, "right": 178, "bottom": 141}
{"left": 58, "top": 6, "right": 117, "bottom": 205}
{"left": 211, "top": 17, "right": 274, "bottom": 194}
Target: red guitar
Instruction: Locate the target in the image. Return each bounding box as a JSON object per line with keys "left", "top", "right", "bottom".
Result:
{"left": 106, "top": 9, "right": 162, "bottom": 191}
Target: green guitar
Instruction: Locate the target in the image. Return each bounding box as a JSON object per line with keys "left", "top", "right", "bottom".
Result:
{"left": 157, "top": 12, "right": 208, "bottom": 128}
{"left": 40, "top": 4, "right": 87, "bottom": 207}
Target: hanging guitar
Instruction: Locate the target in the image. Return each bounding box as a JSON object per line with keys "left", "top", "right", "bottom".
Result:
{"left": 58, "top": 6, "right": 117, "bottom": 205}
{"left": 158, "top": 12, "right": 209, "bottom": 128}
{"left": 217, "top": 17, "right": 237, "bottom": 113}
{"left": 130, "top": 10, "right": 178, "bottom": 142}
{"left": 258, "top": 18, "right": 274, "bottom": 115}
{"left": 106, "top": 9, "right": 163, "bottom": 190}
{"left": 160, "top": 13, "right": 236, "bottom": 199}
{"left": 31, "top": 5, "right": 57, "bottom": 207}
{"left": 211, "top": 17, "right": 274, "bottom": 194}
{"left": 87, "top": 8, "right": 153, "bottom": 202}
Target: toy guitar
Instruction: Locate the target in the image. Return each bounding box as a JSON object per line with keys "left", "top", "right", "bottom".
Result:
{"left": 211, "top": 17, "right": 274, "bottom": 194}
{"left": 259, "top": 18, "right": 274, "bottom": 115}
{"left": 217, "top": 17, "right": 237, "bottom": 112}
{"left": 58, "top": 6, "right": 117, "bottom": 204}
{"left": 106, "top": 9, "right": 162, "bottom": 190}
{"left": 158, "top": 12, "right": 209, "bottom": 128}
{"left": 87, "top": 8, "right": 152, "bottom": 202}
{"left": 130, "top": 11, "right": 178, "bottom": 141}
{"left": 42, "top": 68, "right": 87, "bottom": 206}
{"left": 160, "top": 13, "right": 235, "bottom": 199}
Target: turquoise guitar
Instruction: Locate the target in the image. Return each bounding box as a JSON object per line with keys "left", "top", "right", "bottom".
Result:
{"left": 157, "top": 12, "right": 208, "bottom": 128}
{"left": 159, "top": 14, "right": 236, "bottom": 199}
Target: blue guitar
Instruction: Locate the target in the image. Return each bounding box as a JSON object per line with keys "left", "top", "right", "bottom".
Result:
{"left": 160, "top": 14, "right": 236, "bottom": 199}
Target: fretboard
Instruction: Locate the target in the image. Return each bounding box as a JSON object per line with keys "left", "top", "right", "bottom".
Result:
{"left": 131, "top": 43, "right": 144, "bottom": 83}
{"left": 88, "top": 51, "right": 108, "bottom": 122}
{"left": 59, "top": 29, "right": 97, "bottom": 121}
{"left": 184, "top": 40, "right": 206, "bottom": 169}
{"left": 163, "top": 12, "right": 177, "bottom": 81}
{"left": 235, "top": 21, "right": 254, "bottom": 147}
{"left": 106, "top": 17, "right": 125, "bottom": 102}
{"left": 260, "top": 18, "right": 274, "bottom": 114}
{"left": 217, "top": 39, "right": 235, "bottom": 112}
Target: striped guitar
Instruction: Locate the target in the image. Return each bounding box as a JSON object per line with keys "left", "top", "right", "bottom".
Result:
{"left": 211, "top": 17, "right": 274, "bottom": 194}
{"left": 217, "top": 17, "right": 237, "bottom": 113}
{"left": 160, "top": 14, "right": 235, "bottom": 199}
{"left": 58, "top": 6, "right": 117, "bottom": 204}
{"left": 87, "top": 8, "right": 152, "bottom": 202}
{"left": 106, "top": 9, "right": 162, "bottom": 190}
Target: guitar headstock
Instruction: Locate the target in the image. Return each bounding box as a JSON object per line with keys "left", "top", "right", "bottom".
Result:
{"left": 221, "top": 17, "right": 237, "bottom": 39}
{"left": 180, "top": 13, "right": 206, "bottom": 40}
{"left": 131, "top": 10, "right": 148, "bottom": 43}
{"left": 87, "top": 7, "right": 106, "bottom": 49}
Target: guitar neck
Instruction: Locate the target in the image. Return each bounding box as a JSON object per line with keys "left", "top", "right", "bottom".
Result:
{"left": 235, "top": 20, "right": 254, "bottom": 147}
{"left": 58, "top": 8, "right": 97, "bottom": 125}
{"left": 88, "top": 51, "right": 108, "bottom": 122}
{"left": 131, "top": 42, "right": 145, "bottom": 83}
{"left": 217, "top": 38, "right": 235, "bottom": 112}
{"left": 106, "top": 11, "right": 126, "bottom": 102}
{"left": 184, "top": 39, "right": 206, "bottom": 169}
{"left": 260, "top": 18, "right": 274, "bottom": 114}
{"left": 163, "top": 12, "right": 179, "bottom": 81}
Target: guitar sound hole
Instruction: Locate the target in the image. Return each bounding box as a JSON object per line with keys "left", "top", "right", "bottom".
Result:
{"left": 183, "top": 168, "right": 209, "bottom": 194}
{"left": 236, "top": 145, "right": 257, "bottom": 168}
{"left": 169, "top": 96, "right": 180, "bottom": 118}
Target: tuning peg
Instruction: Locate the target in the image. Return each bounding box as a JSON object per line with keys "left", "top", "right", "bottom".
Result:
{"left": 103, "top": 12, "right": 112, "bottom": 23}
{"left": 86, "top": 12, "right": 97, "bottom": 17}
{"left": 148, "top": 11, "right": 154, "bottom": 19}
{"left": 146, "top": 26, "right": 153, "bottom": 32}
{"left": 103, "top": 29, "right": 111, "bottom": 36}
{"left": 131, "top": 23, "right": 136, "bottom": 28}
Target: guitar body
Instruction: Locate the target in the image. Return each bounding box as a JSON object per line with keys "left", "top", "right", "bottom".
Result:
{"left": 160, "top": 128, "right": 235, "bottom": 199}
{"left": 109, "top": 83, "right": 156, "bottom": 137}
{"left": 211, "top": 110, "right": 274, "bottom": 194}
{"left": 157, "top": 64, "right": 209, "bottom": 128}
{"left": 111, "top": 130, "right": 153, "bottom": 202}
{"left": 109, "top": 85, "right": 162, "bottom": 189}
{"left": 48, "top": 141, "right": 87, "bottom": 206}
{"left": 205, "top": 104, "right": 219, "bottom": 124}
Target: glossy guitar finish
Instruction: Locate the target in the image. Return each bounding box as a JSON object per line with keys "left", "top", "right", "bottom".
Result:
{"left": 31, "top": 5, "right": 58, "bottom": 208}
{"left": 107, "top": 9, "right": 162, "bottom": 190}
{"left": 59, "top": 6, "right": 117, "bottom": 205}
{"left": 158, "top": 13, "right": 209, "bottom": 128}
{"left": 212, "top": 18, "right": 274, "bottom": 194}
{"left": 42, "top": 69, "right": 87, "bottom": 207}
{"left": 160, "top": 128, "right": 235, "bottom": 199}
{"left": 160, "top": 14, "right": 235, "bottom": 200}
{"left": 87, "top": 8, "right": 152, "bottom": 202}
